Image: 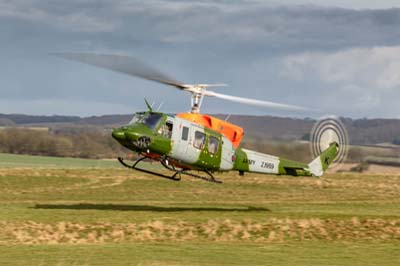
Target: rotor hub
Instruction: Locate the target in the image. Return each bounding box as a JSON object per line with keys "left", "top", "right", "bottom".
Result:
{"left": 183, "top": 85, "right": 210, "bottom": 113}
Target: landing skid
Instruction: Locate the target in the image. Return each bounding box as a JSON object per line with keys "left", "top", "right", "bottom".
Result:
{"left": 117, "top": 156, "right": 222, "bottom": 184}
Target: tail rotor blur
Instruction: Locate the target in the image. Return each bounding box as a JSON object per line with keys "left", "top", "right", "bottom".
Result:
{"left": 310, "top": 116, "right": 349, "bottom": 170}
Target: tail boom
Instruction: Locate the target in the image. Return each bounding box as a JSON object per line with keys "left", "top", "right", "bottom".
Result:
{"left": 233, "top": 142, "right": 339, "bottom": 177}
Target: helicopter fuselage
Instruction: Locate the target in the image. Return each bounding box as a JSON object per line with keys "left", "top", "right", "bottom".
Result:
{"left": 112, "top": 111, "right": 339, "bottom": 177}
{"left": 112, "top": 111, "right": 236, "bottom": 172}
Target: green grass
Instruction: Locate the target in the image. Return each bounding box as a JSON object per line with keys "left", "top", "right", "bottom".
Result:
{"left": 0, "top": 153, "right": 400, "bottom": 265}
{"left": 1, "top": 242, "right": 399, "bottom": 266}
{"left": 0, "top": 153, "right": 121, "bottom": 168}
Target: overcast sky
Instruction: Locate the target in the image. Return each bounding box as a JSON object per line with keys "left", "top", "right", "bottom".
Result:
{"left": 2, "top": 0, "right": 400, "bottom": 118}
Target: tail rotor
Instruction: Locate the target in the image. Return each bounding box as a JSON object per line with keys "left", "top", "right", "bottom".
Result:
{"left": 310, "top": 116, "right": 349, "bottom": 170}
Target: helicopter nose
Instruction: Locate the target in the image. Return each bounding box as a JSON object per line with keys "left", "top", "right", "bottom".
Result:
{"left": 124, "top": 131, "right": 141, "bottom": 141}
{"left": 112, "top": 128, "right": 126, "bottom": 141}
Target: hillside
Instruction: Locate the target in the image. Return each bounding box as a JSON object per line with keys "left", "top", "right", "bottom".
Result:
{"left": 1, "top": 113, "right": 400, "bottom": 145}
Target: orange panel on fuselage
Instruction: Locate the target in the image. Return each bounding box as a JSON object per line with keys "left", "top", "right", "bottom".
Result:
{"left": 177, "top": 113, "right": 243, "bottom": 148}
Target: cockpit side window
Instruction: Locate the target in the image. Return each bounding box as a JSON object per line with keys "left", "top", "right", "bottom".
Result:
{"left": 165, "top": 121, "right": 173, "bottom": 138}
{"left": 157, "top": 120, "right": 173, "bottom": 138}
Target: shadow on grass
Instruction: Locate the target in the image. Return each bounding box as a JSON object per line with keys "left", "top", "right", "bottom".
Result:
{"left": 33, "top": 203, "right": 270, "bottom": 212}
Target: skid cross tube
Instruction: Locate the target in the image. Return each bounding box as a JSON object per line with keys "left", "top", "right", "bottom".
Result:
{"left": 158, "top": 156, "right": 222, "bottom": 183}
{"left": 118, "top": 157, "right": 181, "bottom": 181}
{"left": 117, "top": 156, "right": 222, "bottom": 184}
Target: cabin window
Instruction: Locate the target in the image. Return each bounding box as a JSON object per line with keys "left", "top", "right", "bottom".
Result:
{"left": 181, "top": 126, "right": 189, "bottom": 141}
{"left": 193, "top": 131, "right": 205, "bottom": 149}
{"left": 208, "top": 136, "right": 219, "bottom": 154}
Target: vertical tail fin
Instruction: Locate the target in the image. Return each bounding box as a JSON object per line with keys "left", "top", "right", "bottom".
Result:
{"left": 308, "top": 142, "right": 339, "bottom": 177}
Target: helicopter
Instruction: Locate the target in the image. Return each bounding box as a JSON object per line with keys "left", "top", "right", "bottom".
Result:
{"left": 55, "top": 53, "right": 339, "bottom": 183}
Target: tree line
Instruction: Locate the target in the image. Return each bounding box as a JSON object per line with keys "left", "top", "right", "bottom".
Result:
{"left": 0, "top": 128, "right": 130, "bottom": 159}
{"left": 0, "top": 127, "right": 396, "bottom": 163}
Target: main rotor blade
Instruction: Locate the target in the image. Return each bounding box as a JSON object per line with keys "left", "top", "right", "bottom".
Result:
{"left": 52, "top": 53, "right": 187, "bottom": 89}
{"left": 206, "top": 91, "right": 312, "bottom": 112}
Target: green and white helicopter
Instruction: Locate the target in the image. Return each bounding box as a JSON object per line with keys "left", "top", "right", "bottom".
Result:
{"left": 56, "top": 53, "right": 342, "bottom": 183}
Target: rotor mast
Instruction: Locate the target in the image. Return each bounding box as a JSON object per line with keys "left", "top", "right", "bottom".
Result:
{"left": 183, "top": 84, "right": 227, "bottom": 113}
{"left": 190, "top": 93, "right": 203, "bottom": 113}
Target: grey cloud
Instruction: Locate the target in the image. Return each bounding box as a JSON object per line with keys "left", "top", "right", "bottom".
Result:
{"left": 3, "top": 1, "right": 400, "bottom": 48}
{"left": 1, "top": 0, "right": 400, "bottom": 117}
{"left": 0, "top": 0, "right": 118, "bottom": 32}
{"left": 280, "top": 46, "right": 400, "bottom": 117}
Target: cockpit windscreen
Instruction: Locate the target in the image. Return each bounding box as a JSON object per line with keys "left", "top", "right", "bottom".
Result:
{"left": 129, "top": 113, "right": 162, "bottom": 131}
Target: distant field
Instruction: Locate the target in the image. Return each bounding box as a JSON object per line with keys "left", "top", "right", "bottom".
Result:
{"left": 0, "top": 153, "right": 121, "bottom": 168}
{"left": 0, "top": 154, "right": 400, "bottom": 265}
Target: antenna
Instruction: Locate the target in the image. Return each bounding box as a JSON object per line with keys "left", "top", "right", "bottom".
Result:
{"left": 156, "top": 102, "right": 164, "bottom": 111}
{"left": 144, "top": 98, "right": 153, "bottom": 112}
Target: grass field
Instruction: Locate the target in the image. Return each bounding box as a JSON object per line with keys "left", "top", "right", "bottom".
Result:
{"left": 0, "top": 153, "right": 399, "bottom": 265}
{"left": 0, "top": 153, "right": 121, "bottom": 168}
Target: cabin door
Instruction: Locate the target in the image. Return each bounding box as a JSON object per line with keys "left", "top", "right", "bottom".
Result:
{"left": 171, "top": 120, "right": 200, "bottom": 164}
